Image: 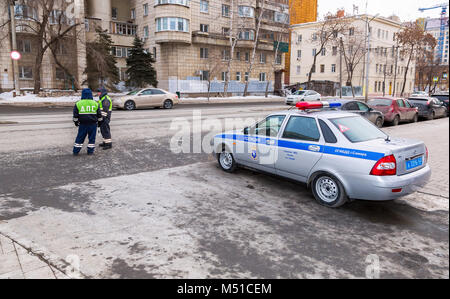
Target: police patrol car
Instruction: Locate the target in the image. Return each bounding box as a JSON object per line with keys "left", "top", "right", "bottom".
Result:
{"left": 212, "top": 101, "right": 431, "bottom": 208}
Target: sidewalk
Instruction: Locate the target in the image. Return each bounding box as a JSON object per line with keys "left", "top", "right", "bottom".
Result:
{"left": 0, "top": 233, "right": 67, "bottom": 279}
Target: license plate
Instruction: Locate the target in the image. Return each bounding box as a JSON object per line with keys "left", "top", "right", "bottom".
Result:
{"left": 406, "top": 156, "right": 423, "bottom": 170}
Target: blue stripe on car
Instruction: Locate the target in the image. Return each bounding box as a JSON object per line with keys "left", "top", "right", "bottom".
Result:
{"left": 216, "top": 134, "right": 385, "bottom": 161}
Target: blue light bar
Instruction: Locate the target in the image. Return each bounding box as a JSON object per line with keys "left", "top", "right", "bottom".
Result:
{"left": 329, "top": 102, "right": 342, "bottom": 108}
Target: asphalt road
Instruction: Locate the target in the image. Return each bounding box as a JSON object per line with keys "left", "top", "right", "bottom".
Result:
{"left": 0, "top": 104, "right": 448, "bottom": 279}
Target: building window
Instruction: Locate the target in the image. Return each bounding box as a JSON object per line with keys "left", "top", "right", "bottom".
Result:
{"left": 156, "top": 17, "right": 189, "bottom": 32}
{"left": 244, "top": 72, "right": 249, "bottom": 82}
{"left": 143, "top": 26, "right": 149, "bottom": 38}
{"left": 238, "top": 30, "right": 255, "bottom": 40}
{"left": 298, "top": 34, "right": 302, "bottom": 43}
{"left": 112, "top": 22, "right": 137, "bottom": 35}
{"left": 321, "top": 48, "right": 326, "bottom": 56}
{"left": 222, "top": 49, "right": 230, "bottom": 61}
{"left": 236, "top": 52, "right": 241, "bottom": 60}
{"left": 274, "top": 12, "right": 289, "bottom": 24}
{"left": 200, "top": 47, "right": 208, "bottom": 59}
{"left": 112, "top": 47, "right": 131, "bottom": 58}
{"left": 276, "top": 54, "right": 282, "bottom": 65}
{"left": 312, "top": 33, "right": 318, "bottom": 41}
{"left": 320, "top": 64, "right": 325, "bottom": 73}
{"left": 19, "top": 66, "right": 32, "bottom": 79}
{"left": 143, "top": 4, "right": 149, "bottom": 16}
{"left": 245, "top": 52, "right": 250, "bottom": 62}
{"left": 260, "top": 53, "right": 266, "bottom": 64}
{"left": 131, "top": 8, "right": 136, "bottom": 20}
{"left": 331, "top": 64, "right": 336, "bottom": 73}
{"left": 236, "top": 72, "right": 241, "bottom": 81}
{"left": 221, "top": 71, "right": 228, "bottom": 81}
{"left": 332, "top": 46, "right": 338, "bottom": 56}
{"left": 238, "top": 6, "right": 255, "bottom": 18}
{"left": 153, "top": 47, "right": 157, "bottom": 59}
{"left": 222, "top": 27, "right": 230, "bottom": 36}
{"left": 56, "top": 68, "right": 67, "bottom": 80}
{"left": 156, "top": 0, "right": 190, "bottom": 5}
{"left": 18, "top": 40, "right": 31, "bottom": 53}
{"left": 14, "top": 5, "right": 38, "bottom": 20}
{"left": 349, "top": 28, "right": 355, "bottom": 36}
{"left": 297, "top": 50, "right": 302, "bottom": 59}
{"left": 259, "top": 73, "right": 266, "bottom": 81}
{"left": 200, "top": 0, "right": 209, "bottom": 13}
{"left": 112, "top": 8, "right": 118, "bottom": 19}
{"left": 312, "top": 49, "right": 317, "bottom": 56}
{"left": 200, "top": 70, "right": 209, "bottom": 81}
{"left": 222, "top": 4, "right": 230, "bottom": 17}
{"left": 296, "top": 65, "right": 301, "bottom": 74}
{"left": 200, "top": 24, "right": 209, "bottom": 33}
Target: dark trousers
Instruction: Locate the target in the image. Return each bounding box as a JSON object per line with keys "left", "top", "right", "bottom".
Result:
{"left": 100, "top": 119, "right": 112, "bottom": 144}
{"left": 73, "top": 124, "right": 97, "bottom": 154}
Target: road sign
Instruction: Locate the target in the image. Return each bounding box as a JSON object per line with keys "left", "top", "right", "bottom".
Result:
{"left": 433, "top": 76, "right": 439, "bottom": 83}
{"left": 10, "top": 51, "right": 21, "bottom": 61}
{"left": 274, "top": 41, "right": 289, "bottom": 53}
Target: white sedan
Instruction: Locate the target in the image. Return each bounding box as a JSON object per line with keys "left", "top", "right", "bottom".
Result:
{"left": 286, "top": 90, "right": 321, "bottom": 105}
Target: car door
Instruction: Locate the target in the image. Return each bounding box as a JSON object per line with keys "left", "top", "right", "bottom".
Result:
{"left": 396, "top": 99, "right": 408, "bottom": 121}
{"left": 150, "top": 89, "right": 167, "bottom": 106}
{"left": 237, "top": 115, "right": 286, "bottom": 173}
{"left": 138, "top": 89, "right": 153, "bottom": 107}
{"left": 404, "top": 99, "right": 416, "bottom": 120}
{"left": 432, "top": 98, "right": 446, "bottom": 117}
{"left": 304, "top": 91, "right": 314, "bottom": 101}
{"left": 276, "top": 115, "right": 324, "bottom": 182}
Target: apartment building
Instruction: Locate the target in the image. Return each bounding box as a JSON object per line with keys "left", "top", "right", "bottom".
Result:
{"left": 0, "top": 0, "right": 290, "bottom": 95}
{"left": 290, "top": 15, "right": 416, "bottom": 97}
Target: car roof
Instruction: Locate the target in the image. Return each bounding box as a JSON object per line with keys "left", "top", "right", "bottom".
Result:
{"left": 270, "top": 109, "right": 357, "bottom": 119}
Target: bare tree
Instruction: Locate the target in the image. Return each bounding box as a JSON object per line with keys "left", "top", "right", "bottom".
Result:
{"left": 396, "top": 22, "right": 435, "bottom": 97}
{"left": 307, "top": 13, "right": 349, "bottom": 89}
{"left": 198, "top": 49, "right": 223, "bottom": 101}
{"left": 14, "top": 0, "right": 81, "bottom": 94}
{"left": 243, "top": 0, "right": 266, "bottom": 97}
{"left": 339, "top": 27, "right": 367, "bottom": 97}
{"left": 0, "top": 1, "right": 10, "bottom": 47}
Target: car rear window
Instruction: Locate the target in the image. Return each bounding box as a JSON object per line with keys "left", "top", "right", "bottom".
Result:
{"left": 408, "top": 97, "right": 428, "bottom": 101}
{"left": 330, "top": 116, "right": 387, "bottom": 143}
{"left": 367, "top": 99, "right": 392, "bottom": 106}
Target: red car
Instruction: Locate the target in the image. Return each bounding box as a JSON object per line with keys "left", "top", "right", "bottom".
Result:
{"left": 367, "top": 98, "right": 419, "bottom": 126}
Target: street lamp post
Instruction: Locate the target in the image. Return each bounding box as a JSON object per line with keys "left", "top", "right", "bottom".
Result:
{"left": 364, "top": 14, "right": 379, "bottom": 102}
{"left": 9, "top": 0, "right": 21, "bottom": 96}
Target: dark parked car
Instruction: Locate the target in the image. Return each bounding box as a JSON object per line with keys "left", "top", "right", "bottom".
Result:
{"left": 328, "top": 99, "right": 385, "bottom": 127}
{"left": 367, "top": 98, "right": 419, "bottom": 126}
{"left": 407, "top": 96, "right": 447, "bottom": 120}
{"left": 432, "top": 93, "right": 449, "bottom": 116}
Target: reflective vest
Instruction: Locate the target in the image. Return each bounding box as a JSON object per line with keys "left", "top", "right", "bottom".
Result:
{"left": 100, "top": 95, "right": 112, "bottom": 112}
{"left": 76, "top": 99, "right": 99, "bottom": 114}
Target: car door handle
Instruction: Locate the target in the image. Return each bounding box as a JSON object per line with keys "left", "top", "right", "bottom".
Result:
{"left": 308, "top": 145, "right": 321, "bottom": 152}
{"left": 266, "top": 139, "right": 276, "bottom": 145}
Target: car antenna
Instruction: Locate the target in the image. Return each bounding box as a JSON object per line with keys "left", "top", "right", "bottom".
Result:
{"left": 385, "top": 135, "right": 391, "bottom": 142}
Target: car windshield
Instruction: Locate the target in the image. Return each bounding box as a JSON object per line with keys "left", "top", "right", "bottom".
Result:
{"left": 367, "top": 99, "right": 392, "bottom": 106}
{"left": 330, "top": 116, "right": 387, "bottom": 143}
{"left": 127, "top": 90, "right": 140, "bottom": 96}
{"left": 408, "top": 98, "right": 428, "bottom": 101}
{"left": 294, "top": 90, "right": 307, "bottom": 95}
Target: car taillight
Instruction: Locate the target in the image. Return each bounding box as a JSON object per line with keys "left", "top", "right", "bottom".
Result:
{"left": 425, "top": 147, "right": 429, "bottom": 163}
{"left": 370, "top": 155, "right": 397, "bottom": 176}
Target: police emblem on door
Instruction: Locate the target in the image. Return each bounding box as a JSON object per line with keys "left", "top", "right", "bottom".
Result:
{"left": 251, "top": 146, "right": 258, "bottom": 161}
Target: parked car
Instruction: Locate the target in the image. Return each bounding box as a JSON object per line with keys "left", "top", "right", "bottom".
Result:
{"left": 411, "top": 91, "right": 429, "bottom": 97}
{"left": 113, "top": 88, "right": 179, "bottom": 111}
{"left": 432, "top": 93, "right": 449, "bottom": 116}
{"left": 367, "top": 98, "right": 419, "bottom": 126}
{"left": 407, "top": 96, "right": 447, "bottom": 120}
{"left": 328, "top": 99, "right": 385, "bottom": 127}
{"left": 285, "top": 90, "right": 321, "bottom": 105}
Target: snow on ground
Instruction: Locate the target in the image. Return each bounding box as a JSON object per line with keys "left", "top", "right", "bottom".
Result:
{"left": 0, "top": 91, "right": 80, "bottom": 104}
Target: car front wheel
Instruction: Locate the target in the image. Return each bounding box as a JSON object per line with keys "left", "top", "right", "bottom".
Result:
{"left": 312, "top": 174, "right": 348, "bottom": 208}
{"left": 163, "top": 99, "right": 174, "bottom": 109}
{"left": 392, "top": 115, "right": 400, "bottom": 126}
{"left": 124, "top": 100, "right": 136, "bottom": 111}
{"left": 218, "top": 149, "right": 237, "bottom": 173}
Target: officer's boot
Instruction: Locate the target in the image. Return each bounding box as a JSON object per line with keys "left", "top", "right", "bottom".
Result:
{"left": 103, "top": 143, "right": 113, "bottom": 150}
{"left": 99, "top": 142, "right": 106, "bottom": 147}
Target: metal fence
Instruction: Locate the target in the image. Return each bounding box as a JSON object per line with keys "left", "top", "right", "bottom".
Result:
{"left": 167, "top": 78, "right": 273, "bottom": 94}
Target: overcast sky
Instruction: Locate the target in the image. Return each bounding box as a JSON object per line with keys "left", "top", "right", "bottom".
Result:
{"left": 318, "top": 0, "right": 448, "bottom": 22}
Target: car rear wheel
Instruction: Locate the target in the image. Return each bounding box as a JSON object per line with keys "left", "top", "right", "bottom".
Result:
{"left": 392, "top": 115, "right": 400, "bottom": 126}
{"left": 375, "top": 117, "right": 383, "bottom": 128}
{"left": 218, "top": 149, "right": 237, "bottom": 173}
{"left": 124, "top": 100, "right": 136, "bottom": 111}
{"left": 312, "top": 174, "right": 347, "bottom": 208}
{"left": 427, "top": 110, "right": 435, "bottom": 120}
{"left": 163, "top": 99, "right": 174, "bottom": 109}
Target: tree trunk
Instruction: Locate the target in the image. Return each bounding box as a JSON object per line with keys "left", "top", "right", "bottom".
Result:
{"left": 401, "top": 45, "right": 413, "bottom": 97}
{"left": 33, "top": 47, "right": 45, "bottom": 94}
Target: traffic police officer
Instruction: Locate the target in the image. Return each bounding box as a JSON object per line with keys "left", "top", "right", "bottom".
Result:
{"left": 97, "top": 87, "right": 113, "bottom": 150}
{"left": 73, "top": 88, "right": 103, "bottom": 155}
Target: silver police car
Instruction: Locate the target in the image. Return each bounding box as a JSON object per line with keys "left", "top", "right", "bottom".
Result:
{"left": 213, "top": 102, "right": 431, "bottom": 208}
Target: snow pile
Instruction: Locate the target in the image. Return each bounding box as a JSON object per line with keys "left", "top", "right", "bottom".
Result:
{"left": 0, "top": 91, "right": 80, "bottom": 104}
